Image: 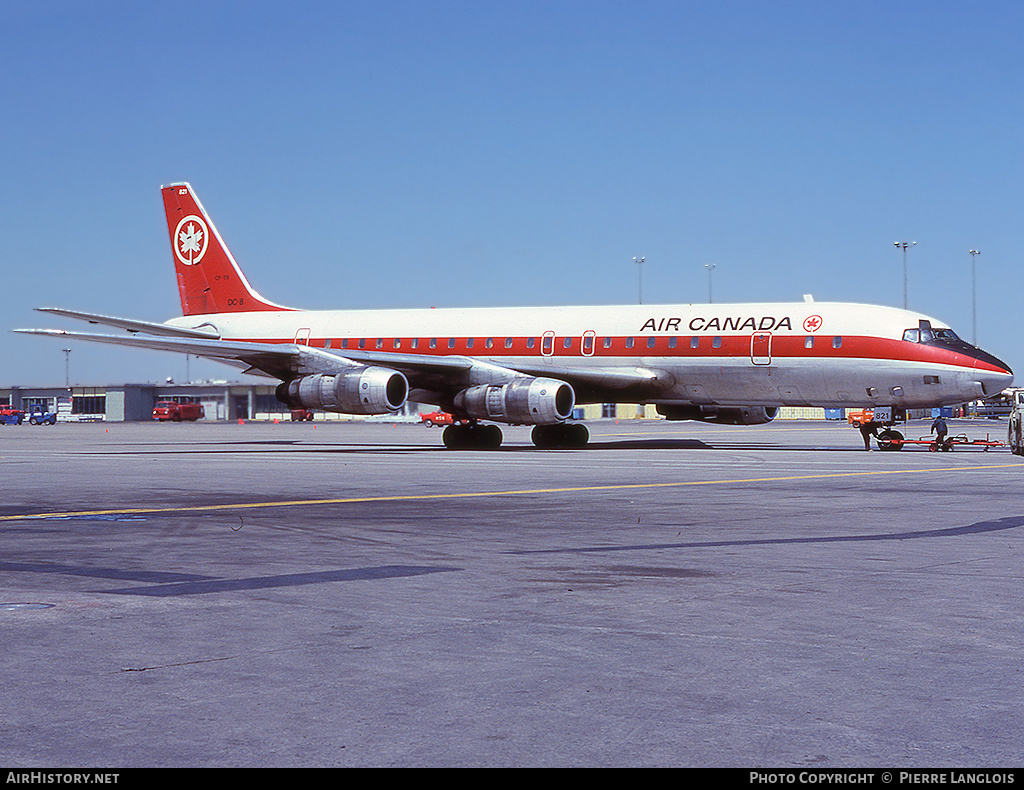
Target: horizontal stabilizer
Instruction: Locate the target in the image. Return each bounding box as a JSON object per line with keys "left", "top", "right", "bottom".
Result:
{"left": 14, "top": 327, "right": 293, "bottom": 358}
{"left": 35, "top": 308, "right": 220, "bottom": 339}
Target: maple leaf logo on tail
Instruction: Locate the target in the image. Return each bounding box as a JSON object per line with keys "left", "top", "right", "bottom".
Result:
{"left": 173, "top": 215, "right": 209, "bottom": 266}
{"left": 179, "top": 223, "right": 203, "bottom": 257}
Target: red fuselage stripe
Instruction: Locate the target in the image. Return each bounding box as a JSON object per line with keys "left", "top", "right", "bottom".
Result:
{"left": 234, "top": 334, "right": 1006, "bottom": 374}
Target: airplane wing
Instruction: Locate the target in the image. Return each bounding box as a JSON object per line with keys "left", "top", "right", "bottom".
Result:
{"left": 496, "top": 360, "right": 672, "bottom": 399}
{"left": 335, "top": 347, "right": 667, "bottom": 394}
{"left": 12, "top": 327, "right": 473, "bottom": 382}
{"left": 14, "top": 328, "right": 311, "bottom": 380}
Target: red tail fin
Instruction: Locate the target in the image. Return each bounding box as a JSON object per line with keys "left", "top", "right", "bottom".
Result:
{"left": 161, "top": 183, "right": 289, "bottom": 316}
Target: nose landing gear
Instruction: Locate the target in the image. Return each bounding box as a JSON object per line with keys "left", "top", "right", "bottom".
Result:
{"left": 875, "top": 429, "right": 905, "bottom": 451}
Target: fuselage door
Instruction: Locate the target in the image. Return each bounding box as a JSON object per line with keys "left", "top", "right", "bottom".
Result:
{"left": 581, "top": 330, "right": 596, "bottom": 357}
{"left": 751, "top": 332, "right": 772, "bottom": 365}
{"left": 542, "top": 331, "right": 555, "bottom": 357}
{"left": 294, "top": 327, "right": 312, "bottom": 346}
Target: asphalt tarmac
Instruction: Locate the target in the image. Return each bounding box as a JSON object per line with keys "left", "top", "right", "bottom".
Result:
{"left": 1, "top": 418, "right": 1021, "bottom": 767}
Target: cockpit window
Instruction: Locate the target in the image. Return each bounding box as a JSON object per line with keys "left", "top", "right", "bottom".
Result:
{"left": 903, "top": 327, "right": 958, "bottom": 343}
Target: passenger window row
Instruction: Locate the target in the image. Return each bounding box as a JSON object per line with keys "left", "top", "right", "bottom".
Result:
{"left": 318, "top": 335, "right": 847, "bottom": 351}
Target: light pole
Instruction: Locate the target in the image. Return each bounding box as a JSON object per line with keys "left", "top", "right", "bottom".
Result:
{"left": 704, "top": 263, "right": 716, "bottom": 303}
{"left": 62, "top": 348, "right": 71, "bottom": 388}
{"left": 969, "top": 249, "right": 981, "bottom": 344}
{"left": 894, "top": 241, "right": 916, "bottom": 309}
{"left": 633, "top": 257, "right": 645, "bottom": 304}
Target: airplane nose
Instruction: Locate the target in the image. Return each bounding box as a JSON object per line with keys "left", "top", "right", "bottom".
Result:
{"left": 980, "top": 371, "right": 1014, "bottom": 397}
{"left": 973, "top": 351, "right": 1013, "bottom": 397}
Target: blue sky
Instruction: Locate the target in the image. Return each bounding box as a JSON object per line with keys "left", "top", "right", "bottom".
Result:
{"left": 2, "top": 1, "right": 1021, "bottom": 387}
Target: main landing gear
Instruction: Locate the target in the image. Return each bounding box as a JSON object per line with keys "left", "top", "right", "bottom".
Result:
{"left": 531, "top": 423, "right": 589, "bottom": 449}
{"left": 442, "top": 422, "right": 503, "bottom": 449}
{"left": 440, "top": 421, "right": 591, "bottom": 449}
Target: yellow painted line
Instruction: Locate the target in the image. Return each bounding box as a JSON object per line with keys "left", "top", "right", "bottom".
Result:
{"left": 1, "top": 463, "right": 1020, "bottom": 522}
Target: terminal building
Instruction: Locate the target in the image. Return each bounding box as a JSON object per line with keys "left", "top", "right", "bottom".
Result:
{"left": 1, "top": 382, "right": 324, "bottom": 422}
{"left": 1, "top": 381, "right": 831, "bottom": 422}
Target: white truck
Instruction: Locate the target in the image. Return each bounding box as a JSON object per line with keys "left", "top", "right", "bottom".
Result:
{"left": 1008, "top": 389, "right": 1024, "bottom": 455}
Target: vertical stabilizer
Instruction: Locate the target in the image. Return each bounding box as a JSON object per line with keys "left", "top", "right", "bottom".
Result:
{"left": 161, "top": 183, "right": 290, "bottom": 316}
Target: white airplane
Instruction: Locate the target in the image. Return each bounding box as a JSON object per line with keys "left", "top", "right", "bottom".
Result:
{"left": 16, "top": 182, "right": 1013, "bottom": 449}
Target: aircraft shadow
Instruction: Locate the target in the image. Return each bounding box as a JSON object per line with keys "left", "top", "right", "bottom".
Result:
{"left": 63, "top": 437, "right": 885, "bottom": 455}
{"left": 510, "top": 514, "right": 1024, "bottom": 556}
{"left": 0, "top": 561, "right": 211, "bottom": 584}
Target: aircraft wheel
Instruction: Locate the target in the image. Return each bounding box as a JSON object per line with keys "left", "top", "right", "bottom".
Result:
{"left": 876, "top": 429, "right": 904, "bottom": 451}
{"left": 481, "top": 424, "right": 503, "bottom": 449}
{"left": 569, "top": 423, "right": 589, "bottom": 447}
{"left": 531, "top": 425, "right": 553, "bottom": 448}
{"left": 442, "top": 425, "right": 463, "bottom": 449}
{"left": 532, "top": 424, "right": 567, "bottom": 448}
{"left": 443, "top": 423, "right": 502, "bottom": 450}
{"left": 532, "top": 423, "right": 589, "bottom": 448}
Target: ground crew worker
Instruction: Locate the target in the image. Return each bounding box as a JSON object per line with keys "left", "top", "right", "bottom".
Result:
{"left": 931, "top": 414, "right": 948, "bottom": 449}
{"left": 859, "top": 420, "right": 880, "bottom": 450}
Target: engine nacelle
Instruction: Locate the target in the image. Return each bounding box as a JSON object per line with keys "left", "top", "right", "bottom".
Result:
{"left": 454, "top": 377, "right": 575, "bottom": 425}
{"left": 657, "top": 404, "right": 778, "bottom": 425}
{"left": 277, "top": 368, "right": 409, "bottom": 415}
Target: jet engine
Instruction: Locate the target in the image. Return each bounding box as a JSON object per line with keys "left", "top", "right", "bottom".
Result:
{"left": 277, "top": 368, "right": 409, "bottom": 414}
{"left": 657, "top": 404, "right": 778, "bottom": 425}
{"left": 454, "top": 377, "right": 575, "bottom": 425}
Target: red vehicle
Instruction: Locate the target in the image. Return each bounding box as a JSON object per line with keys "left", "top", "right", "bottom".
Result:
{"left": 290, "top": 409, "right": 315, "bottom": 421}
{"left": 420, "top": 411, "right": 467, "bottom": 427}
{"left": 0, "top": 406, "right": 25, "bottom": 425}
{"left": 847, "top": 409, "right": 874, "bottom": 426}
{"left": 152, "top": 400, "right": 204, "bottom": 421}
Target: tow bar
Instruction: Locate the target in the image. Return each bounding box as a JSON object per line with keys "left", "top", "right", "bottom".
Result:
{"left": 880, "top": 433, "right": 1007, "bottom": 452}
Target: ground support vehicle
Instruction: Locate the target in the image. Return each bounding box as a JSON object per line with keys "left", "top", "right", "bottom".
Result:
{"left": 847, "top": 409, "right": 874, "bottom": 427}
{"left": 28, "top": 408, "right": 57, "bottom": 425}
{"left": 290, "top": 409, "right": 314, "bottom": 421}
{"left": 152, "top": 400, "right": 204, "bottom": 421}
{"left": 0, "top": 407, "right": 25, "bottom": 425}
{"left": 420, "top": 411, "right": 469, "bottom": 428}
{"left": 1008, "top": 390, "right": 1024, "bottom": 456}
